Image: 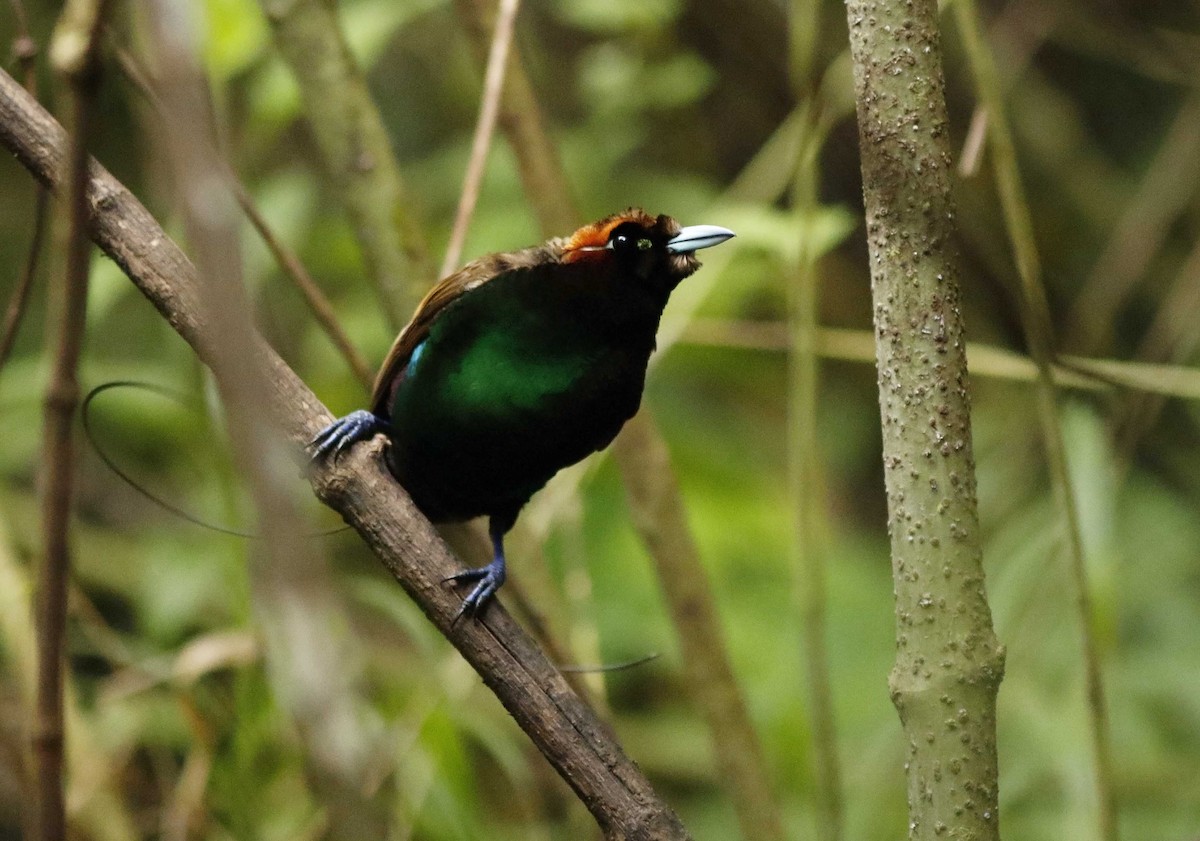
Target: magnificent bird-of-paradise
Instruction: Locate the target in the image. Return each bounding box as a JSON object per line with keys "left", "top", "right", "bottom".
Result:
{"left": 313, "top": 209, "right": 734, "bottom": 619}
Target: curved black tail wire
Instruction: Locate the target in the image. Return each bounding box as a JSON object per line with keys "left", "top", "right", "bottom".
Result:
{"left": 83, "top": 380, "right": 346, "bottom": 538}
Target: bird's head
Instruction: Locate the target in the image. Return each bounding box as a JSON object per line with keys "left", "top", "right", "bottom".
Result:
{"left": 560, "top": 209, "right": 734, "bottom": 296}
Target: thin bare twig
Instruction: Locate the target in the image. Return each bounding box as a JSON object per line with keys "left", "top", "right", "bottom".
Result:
{"left": 787, "top": 2, "right": 845, "bottom": 836}
{"left": 958, "top": 106, "right": 989, "bottom": 177}
{"left": 441, "top": 0, "right": 521, "bottom": 276}
{"left": 452, "top": 0, "right": 578, "bottom": 234}
{"left": 36, "top": 1, "right": 111, "bottom": 838}
{"left": 231, "top": 179, "right": 376, "bottom": 391}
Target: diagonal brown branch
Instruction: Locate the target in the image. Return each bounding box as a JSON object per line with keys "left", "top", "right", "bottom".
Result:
{"left": 0, "top": 66, "right": 689, "bottom": 841}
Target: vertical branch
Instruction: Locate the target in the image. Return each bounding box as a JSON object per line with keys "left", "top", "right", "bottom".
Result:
{"left": 440, "top": 0, "right": 520, "bottom": 276}
{"left": 789, "top": 171, "right": 845, "bottom": 841}
{"left": 787, "top": 76, "right": 845, "bottom": 841}
{"left": 35, "top": 1, "right": 110, "bottom": 838}
{"left": 952, "top": 3, "right": 1120, "bottom": 838}
{"left": 788, "top": 3, "right": 845, "bottom": 840}
{"left": 614, "top": 417, "right": 787, "bottom": 841}
{"left": 259, "top": 0, "right": 435, "bottom": 325}
{"left": 842, "top": 1, "right": 1006, "bottom": 839}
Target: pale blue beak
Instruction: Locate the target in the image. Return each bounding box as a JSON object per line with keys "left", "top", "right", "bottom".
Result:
{"left": 666, "top": 225, "right": 736, "bottom": 254}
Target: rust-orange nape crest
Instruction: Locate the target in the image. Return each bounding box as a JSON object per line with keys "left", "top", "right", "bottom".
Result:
{"left": 561, "top": 208, "right": 657, "bottom": 263}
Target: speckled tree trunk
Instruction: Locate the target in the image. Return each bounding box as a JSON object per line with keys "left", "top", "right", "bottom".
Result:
{"left": 842, "top": 1, "right": 1007, "bottom": 839}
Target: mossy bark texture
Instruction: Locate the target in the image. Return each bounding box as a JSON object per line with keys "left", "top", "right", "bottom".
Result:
{"left": 843, "top": 2, "right": 1006, "bottom": 839}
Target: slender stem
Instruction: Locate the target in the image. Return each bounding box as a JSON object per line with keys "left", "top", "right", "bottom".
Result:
{"left": 36, "top": 2, "right": 111, "bottom": 838}
{"left": 230, "top": 179, "right": 376, "bottom": 391}
{"left": 451, "top": 0, "right": 578, "bottom": 234}
{"left": 441, "top": 0, "right": 521, "bottom": 276}
{"left": 615, "top": 416, "right": 787, "bottom": 841}
{"left": 953, "top": 3, "right": 1119, "bottom": 838}
{"left": 788, "top": 1, "right": 845, "bottom": 836}
{"left": 788, "top": 117, "right": 845, "bottom": 841}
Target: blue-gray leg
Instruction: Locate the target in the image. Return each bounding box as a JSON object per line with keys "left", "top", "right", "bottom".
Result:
{"left": 446, "top": 519, "right": 508, "bottom": 622}
{"left": 310, "top": 410, "right": 390, "bottom": 460}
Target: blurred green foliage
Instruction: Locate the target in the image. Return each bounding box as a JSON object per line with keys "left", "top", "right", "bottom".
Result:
{"left": 1, "top": 0, "right": 1199, "bottom": 838}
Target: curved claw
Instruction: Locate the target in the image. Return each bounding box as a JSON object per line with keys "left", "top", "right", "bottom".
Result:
{"left": 446, "top": 556, "right": 507, "bottom": 623}
{"left": 310, "top": 410, "right": 389, "bottom": 461}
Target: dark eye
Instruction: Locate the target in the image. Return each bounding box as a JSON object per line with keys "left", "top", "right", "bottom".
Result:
{"left": 609, "top": 225, "right": 654, "bottom": 256}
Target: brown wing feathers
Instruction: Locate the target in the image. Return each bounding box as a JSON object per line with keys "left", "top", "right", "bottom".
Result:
{"left": 368, "top": 242, "right": 565, "bottom": 415}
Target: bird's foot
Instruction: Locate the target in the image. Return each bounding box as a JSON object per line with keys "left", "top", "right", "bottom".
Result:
{"left": 310, "top": 410, "right": 388, "bottom": 461}
{"left": 445, "top": 555, "right": 507, "bottom": 623}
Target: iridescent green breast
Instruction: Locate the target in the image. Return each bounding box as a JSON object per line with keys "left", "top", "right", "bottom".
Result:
{"left": 438, "top": 326, "right": 596, "bottom": 415}
{"left": 384, "top": 263, "right": 659, "bottom": 524}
